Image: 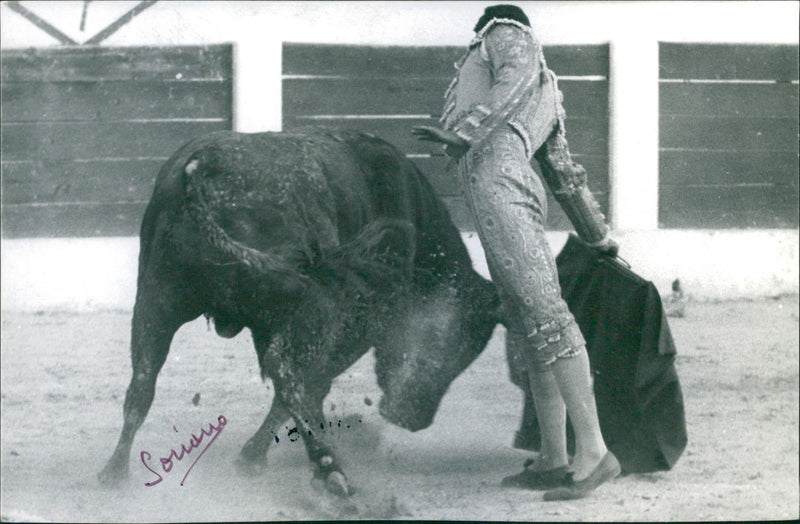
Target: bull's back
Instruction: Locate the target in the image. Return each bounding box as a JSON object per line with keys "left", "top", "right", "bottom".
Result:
{"left": 326, "top": 129, "right": 473, "bottom": 273}
{"left": 141, "top": 128, "right": 472, "bottom": 283}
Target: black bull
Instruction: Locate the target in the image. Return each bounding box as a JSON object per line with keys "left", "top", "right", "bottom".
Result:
{"left": 98, "top": 128, "right": 502, "bottom": 496}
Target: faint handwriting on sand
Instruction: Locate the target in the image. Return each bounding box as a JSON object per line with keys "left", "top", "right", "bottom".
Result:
{"left": 140, "top": 415, "right": 227, "bottom": 486}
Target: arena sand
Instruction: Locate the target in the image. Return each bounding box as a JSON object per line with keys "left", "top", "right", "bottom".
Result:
{"left": 1, "top": 296, "right": 797, "bottom": 521}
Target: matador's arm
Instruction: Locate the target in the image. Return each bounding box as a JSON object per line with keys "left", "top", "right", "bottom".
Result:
{"left": 455, "top": 23, "right": 613, "bottom": 248}
{"left": 534, "top": 136, "right": 611, "bottom": 245}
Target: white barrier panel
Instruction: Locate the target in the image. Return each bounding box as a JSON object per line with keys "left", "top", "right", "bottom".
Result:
{"left": 2, "top": 230, "right": 797, "bottom": 312}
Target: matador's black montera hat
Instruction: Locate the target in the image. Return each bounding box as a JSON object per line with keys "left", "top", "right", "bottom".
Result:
{"left": 474, "top": 4, "right": 531, "bottom": 33}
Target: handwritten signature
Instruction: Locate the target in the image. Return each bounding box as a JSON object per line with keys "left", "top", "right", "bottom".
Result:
{"left": 140, "top": 415, "right": 227, "bottom": 487}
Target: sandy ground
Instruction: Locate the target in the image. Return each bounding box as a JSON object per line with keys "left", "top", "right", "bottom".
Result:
{"left": 1, "top": 296, "right": 798, "bottom": 522}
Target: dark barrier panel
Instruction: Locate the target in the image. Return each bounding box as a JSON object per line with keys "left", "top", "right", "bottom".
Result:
{"left": 658, "top": 43, "right": 799, "bottom": 229}
{"left": 1, "top": 44, "right": 233, "bottom": 237}
{"left": 282, "top": 43, "right": 610, "bottom": 231}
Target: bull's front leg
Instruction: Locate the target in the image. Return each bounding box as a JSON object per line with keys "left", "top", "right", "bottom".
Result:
{"left": 253, "top": 330, "right": 350, "bottom": 497}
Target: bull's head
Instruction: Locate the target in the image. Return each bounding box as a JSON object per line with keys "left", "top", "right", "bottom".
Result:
{"left": 374, "top": 275, "right": 500, "bottom": 431}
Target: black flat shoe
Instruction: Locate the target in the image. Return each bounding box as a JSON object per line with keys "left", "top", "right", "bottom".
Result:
{"left": 501, "top": 465, "right": 570, "bottom": 490}
{"left": 543, "top": 452, "right": 621, "bottom": 501}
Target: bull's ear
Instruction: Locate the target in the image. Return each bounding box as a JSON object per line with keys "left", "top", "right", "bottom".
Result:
{"left": 475, "top": 277, "right": 504, "bottom": 326}
{"left": 356, "top": 219, "right": 417, "bottom": 285}
{"left": 373, "top": 219, "right": 416, "bottom": 277}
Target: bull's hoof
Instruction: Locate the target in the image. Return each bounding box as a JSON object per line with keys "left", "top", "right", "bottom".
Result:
{"left": 234, "top": 452, "right": 267, "bottom": 476}
{"left": 97, "top": 463, "right": 128, "bottom": 487}
{"left": 325, "top": 471, "right": 351, "bottom": 497}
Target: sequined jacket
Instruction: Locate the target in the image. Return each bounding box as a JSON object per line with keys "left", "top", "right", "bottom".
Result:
{"left": 441, "top": 19, "right": 565, "bottom": 159}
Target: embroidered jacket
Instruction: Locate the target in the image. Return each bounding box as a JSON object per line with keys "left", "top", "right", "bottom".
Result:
{"left": 442, "top": 19, "right": 610, "bottom": 244}
{"left": 441, "top": 18, "right": 565, "bottom": 159}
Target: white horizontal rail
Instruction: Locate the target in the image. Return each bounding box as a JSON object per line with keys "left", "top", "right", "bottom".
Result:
{"left": 6, "top": 201, "right": 149, "bottom": 207}
{"left": 294, "top": 114, "right": 433, "bottom": 120}
{"left": 283, "top": 74, "right": 607, "bottom": 81}
{"left": 660, "top": 78, "right": 799, "bottom": 84}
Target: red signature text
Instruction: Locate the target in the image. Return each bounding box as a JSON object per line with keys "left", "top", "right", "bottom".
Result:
{"left": 140, "top": 415, "right": 227, "bottom": 486}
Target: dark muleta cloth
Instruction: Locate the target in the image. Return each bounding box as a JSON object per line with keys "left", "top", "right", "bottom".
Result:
{"left": 557, "top": 234, "right": 687, "bottom": 473}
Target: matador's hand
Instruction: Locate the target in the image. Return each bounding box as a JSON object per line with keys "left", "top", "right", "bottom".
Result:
{"left": 588, "top": 236, "right": 619, "bottom": 258}
{"left": 411, "top": 126, "right": 468, "bottom": 148}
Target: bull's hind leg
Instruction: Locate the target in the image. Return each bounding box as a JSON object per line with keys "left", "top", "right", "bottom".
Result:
{"left": 235, "top": 397, "right": 291, "bottom": 474}
{"left": 98, "top": 269, "right": 200, "bottom": 485}
{"left": 234, "top": 328, "right": 293, "bottom": 473}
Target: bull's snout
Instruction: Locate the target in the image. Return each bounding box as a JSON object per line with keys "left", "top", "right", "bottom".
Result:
{"left": 378, "top": 395, "right": 436, "bottom": 432}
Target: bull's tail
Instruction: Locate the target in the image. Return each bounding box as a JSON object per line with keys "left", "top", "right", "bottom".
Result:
{"left": 182, "top": 153, "right": 415, "bottom": 292}
{"left": 182, "top": 155, "right": 309, "bottom": 277}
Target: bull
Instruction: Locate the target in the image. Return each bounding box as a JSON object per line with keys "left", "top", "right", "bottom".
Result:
{"left": 97, "top": 128, "right": 501, "bottom": 496}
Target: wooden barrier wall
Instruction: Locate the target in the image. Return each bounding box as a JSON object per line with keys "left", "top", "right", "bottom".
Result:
{"left": 1, "top": 44, "right": 233, "bottom": 237}
{"left": 282, "top": 43, "right": 610, "bottom": 231}
{"left": 659, "top": 43, "right": 799, "bottom": 229}
{"left": 4, "top": 42, "right": 795, "bottom": 237}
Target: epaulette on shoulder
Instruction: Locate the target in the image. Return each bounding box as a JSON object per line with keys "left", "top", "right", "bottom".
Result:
{"left": 468, "top": 18, "right": 534, "bottom": 48}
